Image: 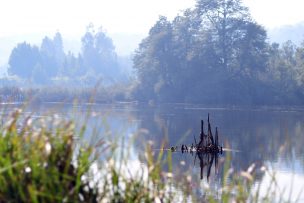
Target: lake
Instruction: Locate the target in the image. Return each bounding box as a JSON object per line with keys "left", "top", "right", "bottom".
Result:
{"left": 2, "top": 102, "right": 304, "bottom": 201}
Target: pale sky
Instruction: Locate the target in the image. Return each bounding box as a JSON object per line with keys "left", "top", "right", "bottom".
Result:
{"left": 0, "top": 0, "right": 304, "bottom": 65}
{"left": 245, "top": 0, "right": 304, "bottom": 29}
{"left": 0, "top": 0, "right": 195, "bottom": 37}
{"left": 1, "top": 0, "right": 304, "bottom": 38}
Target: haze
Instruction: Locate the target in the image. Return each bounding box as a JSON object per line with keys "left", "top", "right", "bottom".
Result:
{"left": 1, "top": 1, "right": 304, "bottom": 202}
{"left": 1, "top": 0, "right": 304, "bottom": 37}
{"left": 0, "top": 0, "right": 303, "bottom": 73}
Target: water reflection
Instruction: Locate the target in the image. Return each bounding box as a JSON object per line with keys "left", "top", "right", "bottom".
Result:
{"left": 132, "top": 103, "right": 304, "bottom": 200}
{"left": 1, "top": 102, "right": 304, "bottom": 199}
{"left": 134, "top": 104, "right": 304, "bottom": 173}
{"left": 196, "top": 153, "right": 219, "bottom": 181}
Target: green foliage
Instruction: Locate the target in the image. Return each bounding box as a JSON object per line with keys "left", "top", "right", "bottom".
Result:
{"left": 0, "top": 107, "right": 299, "bottom": 202}
{"left": 266, "top": 41, "right": 304, "bottom": 104}
{"left": 7, "top": 25, "right": 125, "bottom": 86}
{"left": 133, "top": 0, "right": 304, "bottom": 105}
{"left": 82, "top": 24, "right": 118, "bottom": 77}
{"left": 0, "top": 108, "right": 184, "bottom": 202}
{"left": 8, "top": 42, "right": 40, "bottom": 79}
{"left": 8, "top": 33, "right": 65, "bottom": 83}
{"left": 0, "top": 109, "right": 98, "bottom": 202}
{"left": 39, "top": 33, "right": 65, "bottom": 78}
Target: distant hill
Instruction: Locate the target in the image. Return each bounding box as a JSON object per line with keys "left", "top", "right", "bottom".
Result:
{"left": 268, "top": 22, "right": 304, "bottom": 45}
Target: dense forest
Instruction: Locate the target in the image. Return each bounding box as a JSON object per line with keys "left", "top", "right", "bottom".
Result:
{"left": 4, "top": 0, "right": 304, "bottom": 105}
{"left": 133, "top": 0, "right": 304, "bottom": 105}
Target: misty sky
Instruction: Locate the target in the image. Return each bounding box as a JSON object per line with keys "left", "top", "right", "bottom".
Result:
{"left": 1, "top": 0, "right": 304, "bottom": 38}
{"left": 0, "top": 0, "right": 304, "bottom": 67}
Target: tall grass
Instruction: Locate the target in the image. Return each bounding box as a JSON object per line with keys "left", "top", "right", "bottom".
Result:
{"left": 0, "top": 108, "right": 300, "bottom": 202}
{"left": 0, "top": 109, "right": 99, "bottom": 202}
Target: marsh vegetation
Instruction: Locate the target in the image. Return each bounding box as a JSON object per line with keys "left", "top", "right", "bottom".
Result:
{"left": 0, "top": 103, "right": 302, "bottom": 202}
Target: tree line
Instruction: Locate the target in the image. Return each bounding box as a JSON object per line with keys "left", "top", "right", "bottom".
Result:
{"left": 6, "top": 0, "right": 304, "bottom": 105}
{"left": 8, "top": 24, "right": 126, "bottom": 86}
{"left": 133, "top": 0, "right": 304, "bottom": 105}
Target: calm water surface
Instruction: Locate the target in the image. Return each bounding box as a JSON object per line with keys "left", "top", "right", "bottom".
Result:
{"left": 2, "top": 102, "right": 304, "bottom": 201}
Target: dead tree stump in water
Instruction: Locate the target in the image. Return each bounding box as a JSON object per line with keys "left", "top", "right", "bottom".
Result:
{"left": 170, "top": 114, "right": 222, "bottom": 154}
{"left": 196, "top": 114, "right": 222, "bottom": 154}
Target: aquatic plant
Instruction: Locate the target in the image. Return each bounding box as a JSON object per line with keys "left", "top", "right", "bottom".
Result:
{"left": 0, "top": 108, "right": 300, "bottom": 202}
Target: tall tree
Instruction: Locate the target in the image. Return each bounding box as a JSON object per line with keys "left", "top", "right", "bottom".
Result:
{"left": 81, "top": 24, "right": 120, "bottom": 83}
{"left": 133, "top": 0, "right": 271, "bottom": 104}
{"left": 8, "top": 42, "right": 40, "bottom": 79}
{"left": 233, "top": 22, "right": 268, "bottom": 78}
{"left": 295, "top": 42, "right": 304, "bottom": 87}
{"left": 81, "top": 24, "right": 98, "bottom": 71}
{"left": 133, "top": 16, "right": 175, "bottom": 101}
{"left": 196, "top": 0, "right": 250, "bottom": 70}
{"left": 40, "top": 32, "right": 65, "bottom": 77}
{"left": 53, "top": 32, "right": 65, "bottom": 70}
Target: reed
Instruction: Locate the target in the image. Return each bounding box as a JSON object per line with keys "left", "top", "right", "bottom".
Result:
{"left": 0, "top": 108, "right": 299, "bottom": 202}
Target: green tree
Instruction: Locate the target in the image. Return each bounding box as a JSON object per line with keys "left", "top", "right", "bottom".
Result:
{"left": 266, "top": 41, "right": 304, "bottom": 103}
{"left": 133, "top": 16, "right": 175, "bottom": 101}
{"left": 295, "top": 42, "right": 304, "bottom": 87}
{"left": 8, "top": 42, "right": 40, "bottom": 79}
{"left": 276, "top": 41, "right": 297, "bottom": 94}
{"left": 196, "top": 0, "right": 250, "bottom": 70}
{"left": 40, "top": 32, "right": 65, "bottom": 77}
{"left": 32, "top": 63, "right": 49, "bottom": 84}
{"left": 61, "top": 52, "right": 83, "bottom": 77}
{"left": 133, "top": 0, "right": 270, "bottom": 104}
{"left": 81, "top": 24, "right": 119, "bottom": 83}
{"left": 81, "top": 24, "right": 98, "bottom": 71}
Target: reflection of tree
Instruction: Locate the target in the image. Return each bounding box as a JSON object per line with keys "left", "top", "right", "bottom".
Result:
{"left": 134, "top": 104, "right": 304, "bottom": 173}
{"left": 196, "top": 152, "right": 219, "bottom": 181}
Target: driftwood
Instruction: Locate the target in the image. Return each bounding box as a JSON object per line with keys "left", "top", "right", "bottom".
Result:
{"left": 174, "top": 114, "right": 223, "bottom": 154}
{"left": 169, "top": 114, "right": 223, "bottom": 181}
